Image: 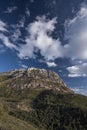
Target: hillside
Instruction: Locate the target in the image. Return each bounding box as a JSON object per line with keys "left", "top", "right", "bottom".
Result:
{"left": 0, "top": 68, "right": 87, "bottom": 130}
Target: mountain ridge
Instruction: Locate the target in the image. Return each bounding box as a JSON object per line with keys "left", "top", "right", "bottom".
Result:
{"left": 0, "top": 67, "right": 73, "bottom": 94}
{"left": 0, "top": 68, "right": 87, "bottom": 130}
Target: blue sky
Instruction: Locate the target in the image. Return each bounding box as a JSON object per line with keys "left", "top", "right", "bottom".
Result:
{"left": 0, "top": 0, "right": 87, "bottom": 95}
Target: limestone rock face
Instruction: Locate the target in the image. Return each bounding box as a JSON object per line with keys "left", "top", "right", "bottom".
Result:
{"left": 0, "top": 68, "right": 73, "bottom": 94}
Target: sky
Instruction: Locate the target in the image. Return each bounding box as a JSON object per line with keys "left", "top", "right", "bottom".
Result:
{"left": 0, "top": 0, "right": 87, "bottom": 95}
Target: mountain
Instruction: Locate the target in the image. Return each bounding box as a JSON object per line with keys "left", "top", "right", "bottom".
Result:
{"left": 0, "top": 68, "right": 73, "bottom": 93}
{"left": 0, "top": 68, "right": 87, "bottom": 130}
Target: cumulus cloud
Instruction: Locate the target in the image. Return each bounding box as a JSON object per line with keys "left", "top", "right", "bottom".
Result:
{"left": 11, "top": 28, "right": 21, "bottom": 42}
{"left": 46, "top": 61, "right": 57, "bottom": 67}
{"left": 1, "top": 4, "right": 87, "bottom": 71}
{"left": 0, "top": 34, "right": 16, "bottom": 49}
{"left": 0, "top": 20, "right": 16, "bottom": 49}
{"left": 65, "top": 5, "right": 87, "bottom": 77}
{"left": 18, "top": 40, "right": 35, "bottom": 59}
{"left": 18, "top": 16, "right": 64, "bottom": 62}
{"left": 21, "top": 64, "right": 28, "bottom": 69}
{"left": 0, "top": 17, "right": 25, "bottom": 54}
{"left": 0, "top": 16, "right": 64, "bottom": 67}
{"left": 67, "top": 63, "right": 87, "bottom": 77}
{"left": 4, "top": 6, "right": 17, "bottom": 13}
{"left": 10, "top": 17, "right": 25, "bottom": 43}
{"left": 65, "top": 6, "right": 87, "bottom": 60}
{"left": 0, "top": 20, "right": 7, "bottom": 32}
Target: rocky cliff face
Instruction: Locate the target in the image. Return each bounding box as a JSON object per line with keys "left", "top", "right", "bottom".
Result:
{"left": 0, "top": 68, "right": 73, "bottom": 94}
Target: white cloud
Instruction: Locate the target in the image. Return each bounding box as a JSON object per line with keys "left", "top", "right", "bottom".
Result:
{"left": 10, "top": 17, "right": 25, "bottom": 43}
{"left": 21, "top": 64, "right": 28, "bottom": 69}
{"left": 0, "top": 34, "right": 16, "bottom": 49}
{"left": 11, "top": 28, "right": 21, "bottom": 42}
{"left": 11, "top": 17, "right": 25, "bottom": 29}
{"left": 67, "top": 63, "right": 87, "bottom": 77}
{"left": 46, "top": 61, "right": 57, "bottom": 67}
{"left": 18, "top": 39, "right": 35, "bottom": 59}
{"left": 4, "top": 6, "right": 17, "bottom": 13}
{"left": 65, "top": 5, "right": 87, "bottom": 77}
{"left": 18, "top": 16, "right": 64, "bottom": 63}
{"left": 17, "top": 17, "right": 25, "bottom": 28}
{"left": 71, "top": 87, "right": 87, "bottom": 96}
{"left": 0, "top": 17, "right": 25, "bottom": 55}
{"left": 1, "top": 5, "right": 87, "bottom": 71}
{"left": 0, "top": 20, "right": 7, "bottom": 32}
{"left": 0, "top": 20, "right": 16, "bottom": 49}
{"left": 65, "top": 6, "right": 87, "bottom": 60}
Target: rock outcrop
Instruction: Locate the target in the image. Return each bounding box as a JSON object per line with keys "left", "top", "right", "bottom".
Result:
{"left": 0, "top": 68, "right": 73, "bottom": 94}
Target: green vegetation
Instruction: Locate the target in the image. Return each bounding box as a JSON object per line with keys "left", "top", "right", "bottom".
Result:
{"left": 0, "top": 75, "right": 87, "bottom": 130}
{"left": 0, "top": 86, "right": 87, "bottom": 130}
{"left": 0, "top": 75, "right": 8, "bottom": 82}
{"left": 7, "top": 90, "right": 87, "bottom": 130}
{"left": 0, "top": 99, "right": 40, "bottom": 130}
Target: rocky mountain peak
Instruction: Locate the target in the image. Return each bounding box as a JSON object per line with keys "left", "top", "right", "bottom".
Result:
{"left": 0, "top": 68, "right": 74, "bottom": 94}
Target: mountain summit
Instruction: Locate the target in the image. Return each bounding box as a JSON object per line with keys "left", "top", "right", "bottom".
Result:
{"left": 0, "top": 68, "right": 87, "bottom": 130}
{"left": 0, "top": 68, "right": 73, "bottom": 94}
